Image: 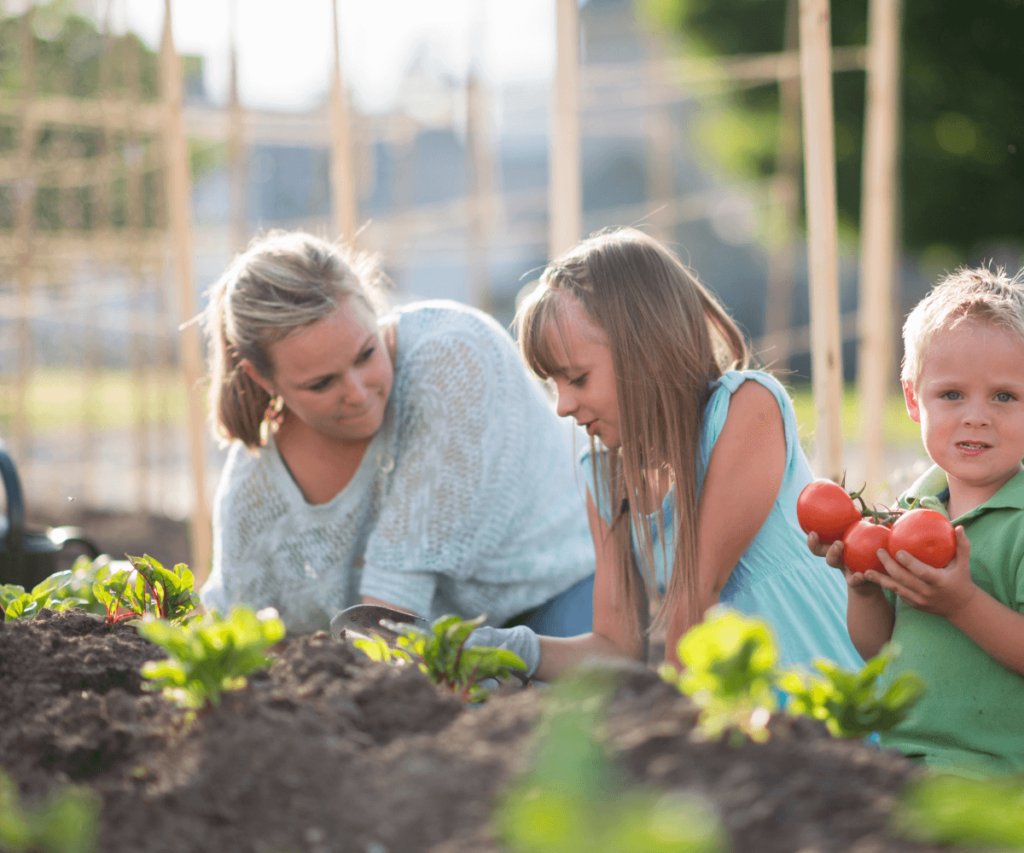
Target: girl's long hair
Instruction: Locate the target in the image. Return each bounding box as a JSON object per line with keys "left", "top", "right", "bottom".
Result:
{"left": 516, "top": 228, "right": 748, "bottom": 640}
{"left": 204, "top": 230, "right": 386, "bottom": 449}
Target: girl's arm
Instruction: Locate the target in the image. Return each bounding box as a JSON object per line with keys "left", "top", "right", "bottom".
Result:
{"left": 533, "top": 491, "right": 645, "bottom": 681}
{"left": 664, "top": 379, "right": 786, "bottom": 665}
{"left": 876, "top": 527, "right": 1024, "bottom": 676}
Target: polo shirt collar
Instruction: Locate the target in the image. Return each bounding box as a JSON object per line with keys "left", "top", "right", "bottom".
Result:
{"left": 900, "top": 465, "right": 1024, "bottom": 522}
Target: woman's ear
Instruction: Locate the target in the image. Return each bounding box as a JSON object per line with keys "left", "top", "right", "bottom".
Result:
{"left": 240, "top": 358, "right": 275, "bottom": 396}
{"left": 902, "top": 379, "right": 922, "bottom": 423}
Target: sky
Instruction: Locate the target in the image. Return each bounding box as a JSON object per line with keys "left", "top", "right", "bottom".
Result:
{"left": 66, "top": 0, "right": 562, "bottom": 113}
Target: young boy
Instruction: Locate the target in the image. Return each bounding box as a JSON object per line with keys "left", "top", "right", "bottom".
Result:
{"left": 812, "top": 266, "right": 1024, "bottom": 778}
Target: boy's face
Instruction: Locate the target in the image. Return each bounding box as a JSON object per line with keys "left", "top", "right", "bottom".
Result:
{"left": 904, "top": 320, "right": 1024, "bottom": 510}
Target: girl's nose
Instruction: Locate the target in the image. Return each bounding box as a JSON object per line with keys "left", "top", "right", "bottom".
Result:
{"left": 555, "top": 384, "right": 575, "bottom": 419}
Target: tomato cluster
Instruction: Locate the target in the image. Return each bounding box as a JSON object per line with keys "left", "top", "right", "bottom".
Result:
{"left": 797, "top": 479, "right": 957, "bottom": 574}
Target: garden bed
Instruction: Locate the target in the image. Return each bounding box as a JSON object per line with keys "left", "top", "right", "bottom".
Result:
{"left": 0, "top": 608, "right": 963, "bottom": 853}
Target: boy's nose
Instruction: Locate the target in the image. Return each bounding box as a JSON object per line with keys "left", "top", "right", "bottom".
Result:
{"left": 962, "top": 403, "right": 991, "bottom": 426}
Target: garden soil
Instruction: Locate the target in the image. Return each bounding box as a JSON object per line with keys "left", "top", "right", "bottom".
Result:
{"left": 0, "top": 603, "right": 974, "bottom": 853}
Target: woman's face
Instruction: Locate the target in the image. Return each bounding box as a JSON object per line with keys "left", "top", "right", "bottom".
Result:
{"left": 542, "top": 292, "right": 622, "bottom": 449}
{"left": 246, "top": 297, "right": 394, "bottom": 446}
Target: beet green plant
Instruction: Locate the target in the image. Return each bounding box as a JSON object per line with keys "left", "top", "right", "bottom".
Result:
{"left": 0, "top": 769, "right": 99, "bottom": 853}
{"left": 138, "top": 605, "right": 285, "bottom": 709}
{"left": 355, "top": 614, "right": 526, "bottom": 702}
{"left": 776, "top": 643, "right": 926, "bottom": 738}
{"left": 496, "top": 669, "right": 728, "bottom": 853}
{"left": 93, "top": 554, "right": 199, "bottom": 627}
{"left": 660, "top": 607, "right": 925, "bottom": 744}
{"left": 659, "top": 607, "right": 779, "bottom": 744}
{"left": 0, "top": 571, "right": 80, "bottom": 622}
{"left": 890, "top": 773, "right": 1024, "bottom": 849}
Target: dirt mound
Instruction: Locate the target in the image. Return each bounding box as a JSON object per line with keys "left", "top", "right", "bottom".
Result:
{"left": 0, "top": 610, "right": 952, "bottom": 853}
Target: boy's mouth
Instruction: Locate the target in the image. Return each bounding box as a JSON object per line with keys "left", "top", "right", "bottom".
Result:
{"left": 956, "top": 441, "right": 990, "bottom": 451}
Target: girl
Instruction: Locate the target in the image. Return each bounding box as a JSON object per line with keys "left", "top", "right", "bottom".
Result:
{"left": 475, "top": 228, "right": 862, "bottom": 679}
{"left": 200, "top": 230, "right": 597, "bottom": 635}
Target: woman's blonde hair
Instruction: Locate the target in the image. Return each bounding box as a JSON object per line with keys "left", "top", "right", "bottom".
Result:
{"left": 902, "top": 265, "right": 1024, "bottom": 387}
{"left": 204, "top": 230, "right": 386, "bottom": 449}
{"left": 516, "top": 227, "right": 748, "bottom": 642}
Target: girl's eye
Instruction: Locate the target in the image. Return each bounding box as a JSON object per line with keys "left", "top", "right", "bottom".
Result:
{"left": 568, "top": 374, "right": 587, "bottom": 388}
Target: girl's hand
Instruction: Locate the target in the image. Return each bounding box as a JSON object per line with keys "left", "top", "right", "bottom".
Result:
{"left": 807, "top": 532, "right": 879, "bottom": 595}
{"left": 872, "top": 526, "right": 976, "bottom": 619}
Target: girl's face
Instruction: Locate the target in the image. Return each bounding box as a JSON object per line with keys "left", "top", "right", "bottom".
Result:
{"left": 543, "top": 292, "right": 622, "bottom": 449}
{"left": 244, "top": 297, "right": 394, "bottom": 446}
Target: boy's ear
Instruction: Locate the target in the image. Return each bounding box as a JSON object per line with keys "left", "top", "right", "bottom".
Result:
{"left": 240, "top": 358, "right": 275, "bottom": 396}
{"left": 902, "top": 379, "right": 922, "bottom": 423}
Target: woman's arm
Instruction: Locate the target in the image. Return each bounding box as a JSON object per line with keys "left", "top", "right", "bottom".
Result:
{"left": 532, "top": 491, "right": 646, "bottom": 681}
{"left": 663, "top": 380, "right": 786, "bottom": 665}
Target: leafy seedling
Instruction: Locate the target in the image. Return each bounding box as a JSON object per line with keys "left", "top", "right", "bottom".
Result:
{"left": 0, "top": 571, "right": 80, "bottom": 622}
{"left": 496, "top": 669, "right": 728, "bottom": 853}
{"left": 138, "top": 605, "right": 285, "bottom": 709}
{"left": 659, "top": 606, "right": 778, "bottom": 744}
{"left": 356, "top": 613, "right": 526, "bottom": 702}
{"left": 890, "top": 773, "right": 1024, "bottom": 849}
{"left": 92, "top": 554, "right": 199, "bottom": 628}
{"left": 777, "top": 643, "right": 926, "bottom": 738}
{"left": 0, "top": 768, "right": 99, "bottom": 853}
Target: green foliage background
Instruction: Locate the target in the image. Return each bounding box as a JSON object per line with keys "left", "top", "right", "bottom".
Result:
{"left": 640, "top": 0, "right": 1024, "bottom": 263}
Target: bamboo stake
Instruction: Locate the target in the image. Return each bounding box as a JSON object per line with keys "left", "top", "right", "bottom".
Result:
{"left": 329, "top": 0, "right": 357, "bottom": 245}
{"left": 798, "top": 0, "right": 844, "bottom": 482}
{"left": 857, "top": 0, "right": 902, "bottom": 495}
{"left": 465, "top": 68, "right": 494, "bottom": 313}
{"left": 550, "top": 0, "right": 581, "bottom": 256}
{"left": 228, "top": 0, "right": 248, "bottom": 254}
{"left": 160, "top": 0, "right": 211, "bottom": 582}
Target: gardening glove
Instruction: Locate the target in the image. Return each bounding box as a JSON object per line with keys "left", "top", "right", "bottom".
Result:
{"left": 466, "top": 624, "right": 541, "bottom": 680}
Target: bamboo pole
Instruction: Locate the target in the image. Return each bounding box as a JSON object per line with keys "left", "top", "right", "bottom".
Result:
{"left": 329, "top": 0, "right": 357, "bottom": 245}
{"left": 228, "top": 0, "right": 248, "bottom": 254}
{"left": 550, "top": 0, "right": 581, "bottom": 256}
{"left": 798, "top": 0, "right": 844, "bottom": 482}
{"left": 160, "top": 0, "right": 211, "bottom": 582}
{"left": 465, "top": 68, "right": 494, "bottom": 313}
{"left": 857, "top": 0, "right": 902, "bottom": 496}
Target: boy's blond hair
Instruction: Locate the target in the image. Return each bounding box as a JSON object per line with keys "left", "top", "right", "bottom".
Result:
{"left": 901, "top": 265, "right": 1024, "bottom": 387}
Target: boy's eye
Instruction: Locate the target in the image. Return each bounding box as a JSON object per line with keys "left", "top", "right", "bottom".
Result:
{"left": 995, "top": 391, "right": 1016, "bottom": 403}
{"left": 940, "top": 390, "right": 962, "bottom": 401}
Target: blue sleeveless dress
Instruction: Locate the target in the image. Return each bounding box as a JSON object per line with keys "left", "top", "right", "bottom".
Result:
{"left": 583, "top": 369, "right": 863, "bottom": 671}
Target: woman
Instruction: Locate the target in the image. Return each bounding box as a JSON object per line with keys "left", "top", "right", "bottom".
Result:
{"left": 200, "top": 230, "right": 596, "bottom": 634}
{"left": 473, "top": 227, "right": 863, "bottom": 680}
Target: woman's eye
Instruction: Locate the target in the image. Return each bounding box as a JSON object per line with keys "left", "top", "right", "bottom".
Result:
{"left": 356, "top": 346, "right": 375, "bottom": 365}
{"left": 308, "top": 377, "right": 333, "bottom": 392}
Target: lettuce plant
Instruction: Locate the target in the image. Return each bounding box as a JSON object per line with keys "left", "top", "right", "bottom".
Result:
{"left": 355, "top": 614, "right": 526, "bottom": 702}
{"left": 138, "top": 605, "right": 285, "bottom": 709}
{"left": 660, "top": 608, "right": 925, "bottom": 744}
{"left": 496, "top": 671, "right": 728, "bottom": 853}
{"left": 0, "top": 571, "right": 81, "bottom": 621}
{"left": 659, "top": 607, "right": 779, "bottom": 744}
{"left": 777, "top": 643, "right": 926, "bottom": 738}
{"left": 0, "top": 769, "right": 99, "bottom": 853}
{"left": 891, "top": 773, "right": 1024, "bottom": 849}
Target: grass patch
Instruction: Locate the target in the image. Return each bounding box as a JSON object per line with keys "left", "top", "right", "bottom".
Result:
{"left": 0, "top": 368, "right": 192, "bottom": 432}
{"left": 784, "top": 381, "right": 921, "bottom": 448}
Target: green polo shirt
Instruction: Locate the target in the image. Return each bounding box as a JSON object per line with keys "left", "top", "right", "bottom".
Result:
{"left": 879, "top": 466, "right": 1024, "bottom": 777}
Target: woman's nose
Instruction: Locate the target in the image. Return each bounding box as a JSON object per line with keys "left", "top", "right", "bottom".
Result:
{"left": 342, "top": 374, "right": 368, "bottom": 405}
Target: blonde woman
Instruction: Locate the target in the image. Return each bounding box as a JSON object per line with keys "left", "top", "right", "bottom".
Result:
{"left": 472, "top": 228, "right": 863, "bottom": 680}
{"left": 199, "top": 230, "right": 596, "bottom": 635}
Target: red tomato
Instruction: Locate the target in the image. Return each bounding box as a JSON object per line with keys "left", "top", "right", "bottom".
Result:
{"left": 888, "top": 508, "right": 957, "bottom": 568}
{"left": 842, "top": 519, "right": 891, "bottom": 574}
{"left": 796, "top": 479, "right": 863, "bottom": 544}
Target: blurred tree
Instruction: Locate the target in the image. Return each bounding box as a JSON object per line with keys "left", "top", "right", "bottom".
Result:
{"left": 640, "top": 0, "right": 1024, "bottom": 261}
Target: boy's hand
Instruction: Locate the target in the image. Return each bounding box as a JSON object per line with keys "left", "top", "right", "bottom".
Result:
{"left": 873, "top": 526, "right": 976, "bottom": 619}
{"left": 807, "top": 532, "right": 885, "bottom": 596}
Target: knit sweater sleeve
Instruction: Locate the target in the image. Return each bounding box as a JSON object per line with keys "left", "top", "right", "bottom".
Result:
{"left": 358, "top": 326, "right": 492, "bottom": 615}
